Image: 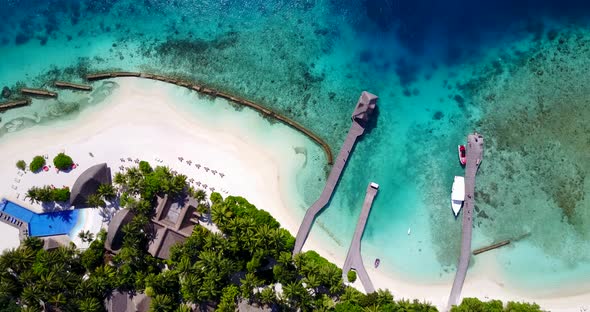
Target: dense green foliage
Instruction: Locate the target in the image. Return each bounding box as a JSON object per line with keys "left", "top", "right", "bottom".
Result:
{"left": 15, "top": 160, "right": 26, "bottom": 171}
{"left": 29, "top": 155, "right": 45, "bottom": 172}
{"left": 53, "top": 152, "right": 74, "bottom": 170}
{"left": 451, "top": 297, "right": 543, "bottom": 312}
{"left": 0, "top": 161, "right": 544, "bottom": 311}
{"left": 0, "top": 236, "right": 115, "bottom": 311}
{"left": 347, "top": 269, "right": 357, "bottom": 283}
{"left": 25, "top": 185, "right": 70, "bottom": 203}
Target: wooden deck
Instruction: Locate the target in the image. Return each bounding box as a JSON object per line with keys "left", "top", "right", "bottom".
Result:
{"left": 342, "top": 182, "right": 378, "bottom": 293}
{"left": 292, "top": 122, "right": 365, "bottom": 254}
{"left": 292, "top": 91, "right": 377, "bottom": 255}
{"left": 447, "top": 132, "right": 484, "bottom": 309}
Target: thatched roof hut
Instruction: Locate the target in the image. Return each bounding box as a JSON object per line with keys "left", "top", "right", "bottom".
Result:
{"left": 105, "top": 209, "right": 135, "bottom": 253}
{"left": 351, "top": 91, "right": 378, "bottom": 125}
{"left": 69, "top": 163, "right": 112, "bottom": 208}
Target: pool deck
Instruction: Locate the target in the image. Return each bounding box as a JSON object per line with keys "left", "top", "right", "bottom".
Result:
{"left": 342, "top": 182, "right": 378, "bottom": 293}
{"left": 447, "top": 132, "right": 484, "bottom": 309}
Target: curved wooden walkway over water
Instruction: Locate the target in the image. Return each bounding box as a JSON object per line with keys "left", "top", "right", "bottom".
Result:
{"left": 292, "top": 91, "right": 378, "bottom": 255}
{"left": 447, "top": 132, "right": 484, "bottom": 309}
{"left": 342, "top": 182, "right": 379, "bottom": 293}
{"left": 85, "top": 72, "right": 334, "bottom": 164}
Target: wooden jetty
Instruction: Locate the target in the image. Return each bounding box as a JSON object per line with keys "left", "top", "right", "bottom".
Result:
{"left": 20, "top": 88, "right": 57, "bottom": 98}
{"left": 342, "top": 182, "right": 379, "bottom": 293}
{"left": 84, "top": 71, "right": 334, "bottom": 164}
{"left": 0, "top": 99, "right": 30, "bottom": 111}
{"left": 54, "top": 81, "right": 92, "bottom": 91}
{"left": 448, "top": 132, "right": 484, "bottom": 309}
{"left": 292, "top": 91, "right": 378, "bottom": 255}
{"left": 472, "top": 232, "right": 530, "bottom": 256}
{"left": 473, "top": 240, "right": 510, "bottom": 255}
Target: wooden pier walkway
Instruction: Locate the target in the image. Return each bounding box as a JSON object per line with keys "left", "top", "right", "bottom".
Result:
{"left": 292, "top": 91, "right": 378, "bottom": 255}
{"left": 342, "top": 182, "right": 379, "bottom": 293}
{"left": 447, "top": 132, "right": 484, "bottom": 309}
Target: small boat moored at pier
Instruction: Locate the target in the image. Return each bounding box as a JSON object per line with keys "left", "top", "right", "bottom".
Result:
{"left": 451, "top": 176, "right": 465, "bottom": 217}
{"left": 458, "top": 145, "right": 466, "bottom": 166}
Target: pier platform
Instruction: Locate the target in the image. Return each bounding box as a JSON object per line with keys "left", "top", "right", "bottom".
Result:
{"left": 447, "top": 132, "right": 484, "bottom": 309}
{"left": 342, "top": 182, "right": 379, "bottom": 293}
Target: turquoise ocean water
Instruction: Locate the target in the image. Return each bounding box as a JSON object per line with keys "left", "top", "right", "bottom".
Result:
{"left": 1, "top": 0, "right": 589, "bottom": 296}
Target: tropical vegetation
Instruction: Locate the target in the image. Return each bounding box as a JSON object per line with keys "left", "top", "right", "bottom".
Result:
{"left": 25, "top": 185, "right": 70, "bottom": 203}
{"left": 0, "top": 161, "right": 544, "bottom": 311}
{"left": 347, "top": 269, "right": 357, "bottom": 283}
{"left": 86, "top": 183, "right": 116, "bottom": 208}
{"left": 29, "top": 155, "right": 45, "bottom": 172}
{"left": 53, "top": 152, "right": 74, "bottom": 170}
{"left": 15, "top": 160, "right": 26, "bottom": 171}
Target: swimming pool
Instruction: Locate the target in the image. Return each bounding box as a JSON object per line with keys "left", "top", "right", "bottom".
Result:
{"left": 0, "top": 200, "right": 79, "bottom": 237}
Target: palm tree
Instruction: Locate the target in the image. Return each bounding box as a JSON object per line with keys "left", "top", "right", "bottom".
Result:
{"left": 97, "top": 184, "right": 116, "bottom": 201}
{"left": 86, "top": 194, "right": 106, "bottom": 208}
{"left": 48, "top": 293, "right": 67, "bottom": 310}
{"left": 211, "top": 203, "right": 232, "bottom": 227}
{"left": 240, "top": 272, "right": 261, "bottom": 301}
{"left": 303, "top": 274, "right": 320, "bottom": 294}
{"left": 113, "top": 172, "right": 127, "bottom": 186}
{"left": 25, "top": 188, "right": 39, "bottom": 204}
{"left": 149, "top": 294, "right": 176, "bottom": 312}
{"left": 174, "top": 304, "right": 192, "bottom": 312}
{"left": 78, "top": 297, "right": 102, "bottom": 312}
{"left": 78, "top": 230, "right": 94, "bottom": 243}
{"left": 259, "top": 287, "right": 276, "bottom": 307}
{"left": 194, "top": 189, "right": 207, "bottom": 203}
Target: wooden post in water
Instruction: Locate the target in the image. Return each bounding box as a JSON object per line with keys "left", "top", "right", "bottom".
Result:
{"left": 472, "top": 240, "right": 510, "bottom": 255}
{"left": 54, "top": 81, "right": 93, "bottom": 91}
{"left": 20, "top": 88, "right": 57, "bottom": 98}
{"left": 0, "top": 99, "right": 30, "bottom": 111}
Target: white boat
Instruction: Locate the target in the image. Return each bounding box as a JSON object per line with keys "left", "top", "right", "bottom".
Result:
{"left": 451, "top": 176, "right": 465, "bottom": 217}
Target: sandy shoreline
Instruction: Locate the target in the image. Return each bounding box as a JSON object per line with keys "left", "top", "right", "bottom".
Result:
{"left": 0, "top": 79, "right": 587, "bottom": 311}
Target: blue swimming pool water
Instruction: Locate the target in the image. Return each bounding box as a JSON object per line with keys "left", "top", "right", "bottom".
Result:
{"left": 0, "top": 200, "right": 79, "bottom": 237}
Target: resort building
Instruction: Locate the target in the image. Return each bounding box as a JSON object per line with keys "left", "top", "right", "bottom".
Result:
{"left": 105, "top": 194, "right": 200, "bottom": 259}
{"left": 351, "top": 91, "right": 378, "bottom": 126}
{"left": 70, "top": 163, "right": 112, "bottom": 208}
{"left": 106, "top": 291, "right": 151, "bottom": 312}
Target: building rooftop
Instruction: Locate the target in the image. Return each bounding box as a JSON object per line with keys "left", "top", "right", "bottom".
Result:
{"left": 351, "top": 91, "right": 378, "bottom": 126}
{"left": 105, "top": 194, "right": 199, "bottom": 259}
{"left": 70, "top": 163, "right": 112, "bottom": 208}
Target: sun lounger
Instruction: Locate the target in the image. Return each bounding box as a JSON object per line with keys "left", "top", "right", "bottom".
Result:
{"left": 11, "top": 185, "right": 17, "bottom": 190}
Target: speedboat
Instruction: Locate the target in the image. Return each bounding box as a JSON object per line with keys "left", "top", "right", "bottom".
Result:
{"left": 458, "top": 145, "right": 466, "bottom": 166}
{"left": 451, "top": 176, "right": 465, "bottom": 217}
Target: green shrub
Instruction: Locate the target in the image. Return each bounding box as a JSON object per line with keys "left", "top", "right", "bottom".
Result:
{"left": 26, "top": 185, "right": 70, "bottom": 203}
{"left": 51, "top": 188, "right": 70, "bottom": 202}
{"left": 139, "top": 161, "right": 152, "bottom": 174}
{"left": 29, "top": 156, "right": 45, "bottom": 172}
{"left": 53, "top": 153, "right": 73, "bottom": 170}
{"left": 347, "top": 270, "right": 357, "bottom": 283}
{"left": 16, "top": 160, "right": 26, "bottom": 170}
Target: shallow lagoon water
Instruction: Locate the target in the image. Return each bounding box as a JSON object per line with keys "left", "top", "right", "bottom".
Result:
{"left": 0, "top": 0, "right": 589, "bottom": 296}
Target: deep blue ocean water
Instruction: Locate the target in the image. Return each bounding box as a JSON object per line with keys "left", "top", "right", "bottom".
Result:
{"left": 0, "top": 0, "right": 589, "bottom": 298}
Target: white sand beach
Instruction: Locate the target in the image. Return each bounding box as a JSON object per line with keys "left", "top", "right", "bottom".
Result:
{"left": 0, "top": 78, "right": 314, "bottom": 251}
{"left": 0, "top": 78, "right": 587, "bottom": 311}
